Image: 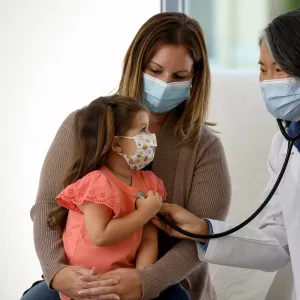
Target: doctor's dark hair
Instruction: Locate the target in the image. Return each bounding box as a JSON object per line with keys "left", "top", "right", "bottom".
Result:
{"left": 48, "top": 95, "right": 148, "bottom": 231}
{"left": 118, "top": 12, "right": 210, "bottom": 144}
{"left": 259, "top": 8, "right": 300, "bottom": 78}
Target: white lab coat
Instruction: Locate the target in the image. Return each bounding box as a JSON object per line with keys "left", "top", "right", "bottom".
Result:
{"left": 198, "top": 131, "right": 300, "bottom": 300}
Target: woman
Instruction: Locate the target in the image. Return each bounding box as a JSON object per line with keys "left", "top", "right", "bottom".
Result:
{"left": 22, "top": 12, "right": 231, "bottom": 300}
{"left": 152, "top": 8, "right": 300, "bottom": 300}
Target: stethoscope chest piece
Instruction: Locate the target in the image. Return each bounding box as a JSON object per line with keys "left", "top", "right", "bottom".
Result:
{"left": 137, "top": 192, "right": 146, "bottom": 200}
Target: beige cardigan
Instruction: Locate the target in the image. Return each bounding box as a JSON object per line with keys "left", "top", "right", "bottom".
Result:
{"left": 30, "top": 109, "right": 231, "bottom": 300}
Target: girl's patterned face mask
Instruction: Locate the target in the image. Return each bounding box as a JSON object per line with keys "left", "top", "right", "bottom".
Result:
{"left": 117, "top": 133, "right": 157, "bottom": 170}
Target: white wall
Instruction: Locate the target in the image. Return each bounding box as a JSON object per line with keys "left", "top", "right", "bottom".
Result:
{"left": 0, "top": 1, "right": 160, "bottom": 298}
{"left": 0, "top": 1, "right": 292, "bottom": 299}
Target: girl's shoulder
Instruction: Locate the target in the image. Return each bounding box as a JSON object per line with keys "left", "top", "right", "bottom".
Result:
{"left": 74, "top": 169, "right": 111, "bottom": 190}
{"left": 56, "top": 169, "right": 117, "bottom": 212}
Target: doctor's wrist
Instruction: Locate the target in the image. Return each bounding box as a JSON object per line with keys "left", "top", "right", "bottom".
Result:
{"left": 191, "top": 219, "right": 210, "bottom": 243}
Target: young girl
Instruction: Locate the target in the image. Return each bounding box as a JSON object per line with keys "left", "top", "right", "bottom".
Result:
{"left": 49, "top": 95, "right": 166, "bottom": 300}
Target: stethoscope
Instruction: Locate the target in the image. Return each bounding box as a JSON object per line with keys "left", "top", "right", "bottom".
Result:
{"left": 139, "top": 119, "right": 300, "bottom": 239}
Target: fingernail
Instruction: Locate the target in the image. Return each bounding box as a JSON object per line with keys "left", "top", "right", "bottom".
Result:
{"left": 114, "top": 296, "right": 120, "bottom": 300}
{"left": 113, "top": 280, "right": 118, "bottom": 285}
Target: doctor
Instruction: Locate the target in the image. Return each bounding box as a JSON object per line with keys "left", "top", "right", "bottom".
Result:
{"left": 152, "top": 8, "right": 300, "bottom": 300}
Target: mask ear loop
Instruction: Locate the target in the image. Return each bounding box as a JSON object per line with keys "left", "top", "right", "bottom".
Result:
{"left": 115, "top": 136, "right": 136, "bottom": 158}
{"left": 117, "top": 136, "right": 134, "bottom": 140}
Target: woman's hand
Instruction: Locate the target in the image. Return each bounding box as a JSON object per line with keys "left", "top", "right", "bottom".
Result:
{"left": 78, "top": 268, "right": 142, "bottom": 300}
{"left": 52, "top": 266, "right": 119, "bottom": 300}
{"left": 151, "top": 203, "right": 209, "bottom": 242}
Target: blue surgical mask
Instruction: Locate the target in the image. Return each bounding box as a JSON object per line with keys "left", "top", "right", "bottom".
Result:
{"left": 260, "top": 77, "right": 300, "bottom": 121}
{"left": 142, "top": 72, "right": 192, "bottom": 114}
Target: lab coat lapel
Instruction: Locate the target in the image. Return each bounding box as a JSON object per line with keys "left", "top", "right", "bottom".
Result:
{"left": 279, "top": 147, "right": 300, "bottom": 299}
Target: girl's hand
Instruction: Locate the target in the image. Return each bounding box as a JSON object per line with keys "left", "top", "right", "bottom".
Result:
{"left": 136, "top": 190, "right": 162, "bottom": 218}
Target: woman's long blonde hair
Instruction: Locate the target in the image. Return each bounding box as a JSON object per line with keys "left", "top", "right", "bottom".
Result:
{"left": 118, "top": 12, "right": 211, "bottom": 144}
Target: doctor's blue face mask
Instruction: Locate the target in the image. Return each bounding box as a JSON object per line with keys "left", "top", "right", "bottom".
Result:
{"left": 142, "top": 72, "right": 192, "bottom": 114}
{"left": 260, "top": 77, "right": 300, "bottom": 122}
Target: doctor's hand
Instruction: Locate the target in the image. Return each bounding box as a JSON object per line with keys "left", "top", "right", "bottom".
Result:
{"left": 151, "top": 203, "right": 209, "bottom": 242}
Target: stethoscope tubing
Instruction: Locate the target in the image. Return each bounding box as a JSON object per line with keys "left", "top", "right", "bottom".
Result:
{"left": 156, "top": 119, "right": 300, "bottom": 239}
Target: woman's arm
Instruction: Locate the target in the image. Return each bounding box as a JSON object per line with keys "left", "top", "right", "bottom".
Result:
{"left": 135, "top": 223, "right": 158, "bottom": 269}
{"left": 197, "top": 216, "right": 289, "bottom": 272}
{"left": 136, "top": 137, "right": 231, "bottom": 299}
{"left": 30, "top": 112, "right": 77, "bottom": 285}
{"left": 154, "top": 201, "right": 289, "bottom": 272}
{"left": 80, "top": 200, "right": 159, "bottom": 246}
